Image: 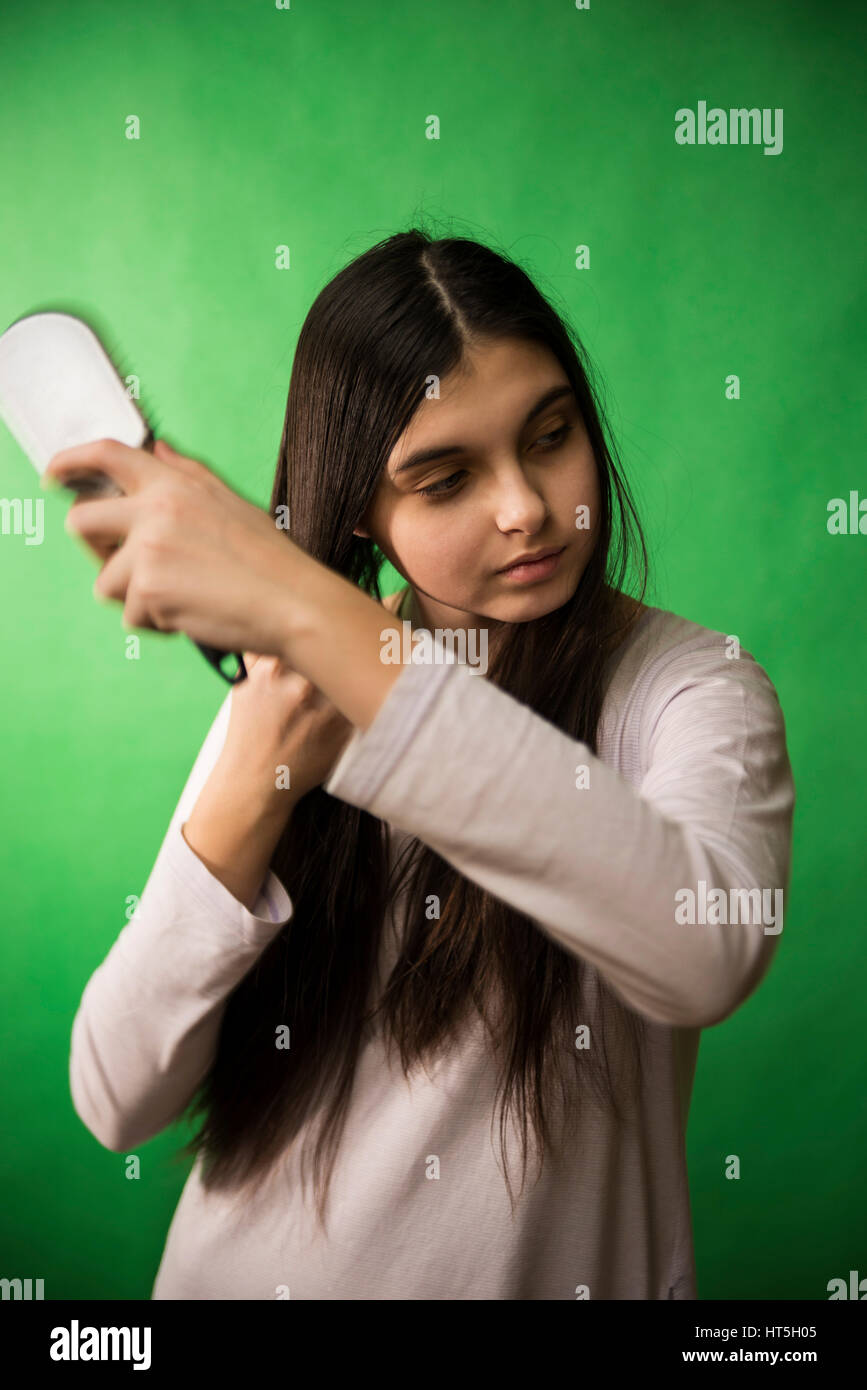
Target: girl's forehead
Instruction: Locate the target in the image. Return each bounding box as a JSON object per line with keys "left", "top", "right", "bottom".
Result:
{"left": 387, "top": 346, "right": 569, "bottom": 472}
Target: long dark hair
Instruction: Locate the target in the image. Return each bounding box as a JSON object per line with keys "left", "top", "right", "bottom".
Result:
{"left": 178, "top": 227, "right": 651, "bottom": 1231}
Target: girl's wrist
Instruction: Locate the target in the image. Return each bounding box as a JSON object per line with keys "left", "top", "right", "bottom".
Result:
{"left": 211, "top": 746, "right": 299, "bottom": 825}
{"left": 270, "top": 546, "right": 404, "bottom": 730}
{"left": 267, "top": 541, "right": 329, "bottom": 660}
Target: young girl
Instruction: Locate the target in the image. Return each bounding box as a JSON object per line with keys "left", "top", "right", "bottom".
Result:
{"left": 50, "top": 229, "right": 795, "bottom": 1300}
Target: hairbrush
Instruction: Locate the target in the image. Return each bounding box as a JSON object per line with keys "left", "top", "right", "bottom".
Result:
{"left": 0, "top": 309, "right": 247, "bottom": 684}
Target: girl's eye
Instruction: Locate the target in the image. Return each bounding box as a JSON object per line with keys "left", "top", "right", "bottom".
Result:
{"left": 416, "top": 470, "right": 465, "bottom": 498}
{"left": 415, "top": 424, "right": 574, "bottom": 500}
{"left": 535, "top": 423, "right": 573, "bottom": 450}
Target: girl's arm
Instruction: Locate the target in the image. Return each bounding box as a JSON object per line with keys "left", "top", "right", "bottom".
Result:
{"left": 180, "top": 744, "right": 297, "bottom": 913}
{"left": 319, "top": 633, "right": 795, "bottom": 1031}
{"left": 68, "top": 693, "right": 293, "bottom": 1152}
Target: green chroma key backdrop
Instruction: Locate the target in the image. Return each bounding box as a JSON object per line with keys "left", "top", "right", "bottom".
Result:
{"left": 0, "top": 0, "right": 863, "bottom": 1300}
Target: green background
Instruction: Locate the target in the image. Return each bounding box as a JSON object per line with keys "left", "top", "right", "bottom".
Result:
{"left": 0, "top": 0, "right": 863, "bottom": 1300}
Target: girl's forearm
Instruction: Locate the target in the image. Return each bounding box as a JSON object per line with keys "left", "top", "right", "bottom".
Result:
{"left": 181, "top": 752, "right": 297, "bottom": 914}
{"left": 273, "top": 548, "right": 405, "bottom": 731}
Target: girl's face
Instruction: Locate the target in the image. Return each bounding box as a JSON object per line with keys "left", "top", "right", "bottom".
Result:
{"left": 354, "top": 336, "right": 600, "bottom": 633}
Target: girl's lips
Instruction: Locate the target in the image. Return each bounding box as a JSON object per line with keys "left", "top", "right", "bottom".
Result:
{"left": 498, "top": 546, "right": 565, "bottom": 583}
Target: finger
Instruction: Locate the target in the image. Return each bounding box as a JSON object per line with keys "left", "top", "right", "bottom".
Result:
{"left": 122, "top": 589, "right": 162, "bottom": 632}
{"left": 86, "top": 531, "right": 173, "bottom": 634}
{"left": 93, "top": 540, "right": 134, "bottom": 605}
{"left": 64, "top": 496, "right": 138, "bottom": 549}
{"left": 120, "top": 568, "right": 171, "bottom": 633}
{"left": 153, "top": 438, "right": 232, "bottom": 496}
{"left": 68, "top": 530, "right": 123, "bottom": 564}
{"left": 152, "top": 438, "right": 212, "bottom": 482}
{"left": 43, "top": 438, "right": 157, "bottom": 494}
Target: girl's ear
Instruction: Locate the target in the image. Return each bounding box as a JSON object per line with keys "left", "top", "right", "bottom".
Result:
{"left": 353, "top": 526, "right": 370, "bottom": 539}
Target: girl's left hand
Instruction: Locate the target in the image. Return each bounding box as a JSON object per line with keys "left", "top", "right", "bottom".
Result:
{"left": 41, "top": 437, "right": 302, "bottom": 659}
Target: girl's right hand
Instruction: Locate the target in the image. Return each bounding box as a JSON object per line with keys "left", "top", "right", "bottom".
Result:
{"left": 222, "top": 650, "right": 356, "bottom": 806}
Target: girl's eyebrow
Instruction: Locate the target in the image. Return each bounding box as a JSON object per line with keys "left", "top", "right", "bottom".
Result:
{"left": 390, "top": 384, "right": 576, "bottom": 479}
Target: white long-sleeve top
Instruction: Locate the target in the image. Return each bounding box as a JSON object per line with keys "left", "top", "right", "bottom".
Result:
{"left": 68, "top": 599, "right": 794, "bottom": 1299}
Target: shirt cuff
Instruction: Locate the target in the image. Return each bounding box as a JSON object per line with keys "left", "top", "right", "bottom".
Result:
{"left": 323, "top": 659, "right": 459, "bottom": 806}
{"left": 161, "top": 819, "right": 294, "bottom": 941}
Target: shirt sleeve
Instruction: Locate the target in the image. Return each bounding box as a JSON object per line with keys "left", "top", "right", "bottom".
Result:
{"left": 69, "top": 690, "right": 294, "bottom": 1153}
{"left": 323, "top": 643, "right": 795, "bottom": 1029}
